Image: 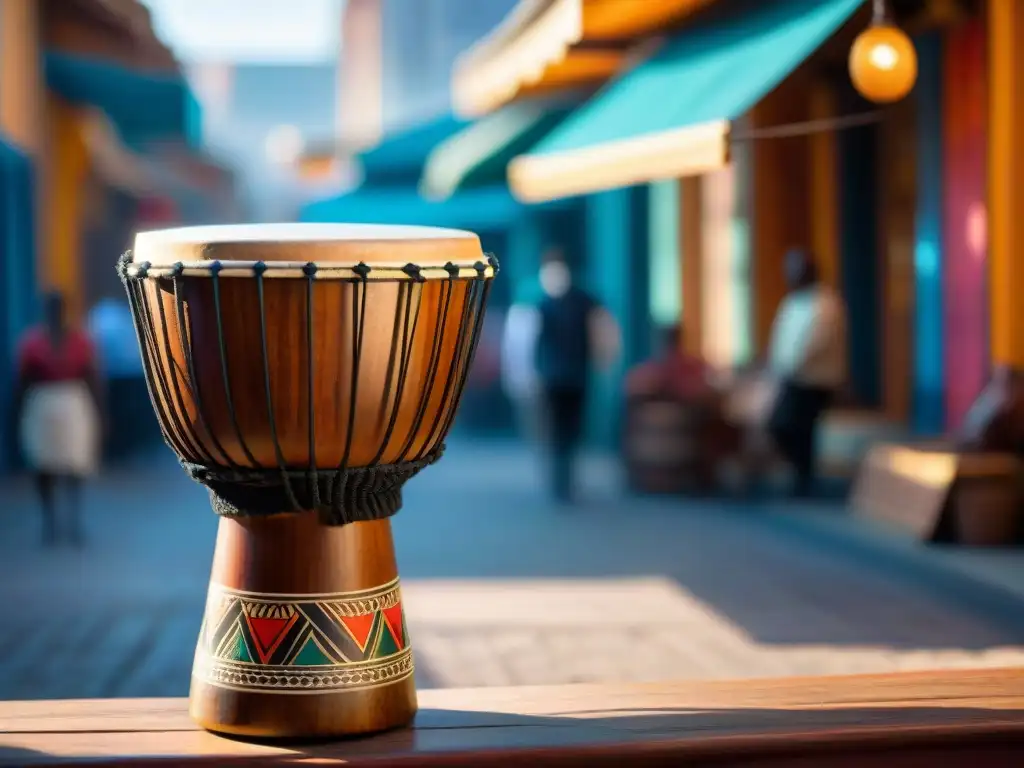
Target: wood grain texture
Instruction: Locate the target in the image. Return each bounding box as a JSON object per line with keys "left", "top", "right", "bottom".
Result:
{"left": 3, "top": 668, "right": 1024, "bottom": 766}
{"left": 988, "top": 0, "right": 1024, "bottom": 368}
{"left": 679, "top": 176, "right": 703, "bottom": 357}
{"left": 749, "top": 66, "right": 813, "bottom": 356}
{"left": 139, "top": 274, "right": 474, "bottom": 469}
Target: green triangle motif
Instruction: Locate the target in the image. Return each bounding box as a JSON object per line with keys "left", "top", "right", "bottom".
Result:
{"left": 374, "top": 619, "right": 401, "bottom": 658}
{"left": 224, "top": 625, "right": 253, "bottom": 663}
{"left": 293, "top": 634, "right": 334, "bottom": 666}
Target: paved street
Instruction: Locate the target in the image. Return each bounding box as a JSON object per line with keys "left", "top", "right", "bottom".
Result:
{"left": 2, "top": 439, "right": 1024, "bottom": 700}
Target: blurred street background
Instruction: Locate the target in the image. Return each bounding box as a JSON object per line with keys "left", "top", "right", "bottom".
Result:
{"left": 4, "top": 0, "right": 1024, "bottom": 703}
{"left": 3, "top": 438, "right": 1024, "bottom": 700}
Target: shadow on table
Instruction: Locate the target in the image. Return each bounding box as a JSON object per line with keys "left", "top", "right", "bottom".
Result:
{"left": 240, "top": 705, "right": 1024, "bottom": 765}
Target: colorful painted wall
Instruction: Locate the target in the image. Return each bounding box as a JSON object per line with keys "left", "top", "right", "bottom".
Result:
{"left": 585, "top": 186, "right": 650, "bottom": 447}
{"left": 942, "top": 17, "right": 988, "bottom": 431}
{"left": 913, "top": 32, "right": 945, "bottom": 434}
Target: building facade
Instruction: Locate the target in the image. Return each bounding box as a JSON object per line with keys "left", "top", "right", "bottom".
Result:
{"left": 338, "top": 0, "right": 517, "bottom": 149}
{"left": 190, "top": 61, "right": 340, "bottom": 220}
{"left": 0, "top": 0, "right": 208, "bottom": 469}
{"left": 450, "top": 0, "right": 1018, "bottom": 441}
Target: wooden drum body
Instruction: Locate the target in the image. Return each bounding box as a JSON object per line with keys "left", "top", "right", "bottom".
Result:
{"left": 119, "top": 224, "right": 496, "bottom": 739}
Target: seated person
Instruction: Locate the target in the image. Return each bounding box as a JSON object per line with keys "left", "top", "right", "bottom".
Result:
{"left": 625, "top": 324, "right": 713, "bottom": 402}
{"left": 958, "top": 365, "right": 1024, "bottom": 454}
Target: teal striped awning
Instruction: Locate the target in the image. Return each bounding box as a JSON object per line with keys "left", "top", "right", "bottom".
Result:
{"left": 45, "top": 53, "right": 200, "bottom": 148}
{"left": 359, "top": 115, "right": 468, "bottom": 187}
{"left": 420, "top": 100, "right": 574, "bottom": 201}
{"left": 509, "top": 0, "right": 865, "bottom": 202}
{"left": 299, "top": 186, "right": 527, "bottom": 232}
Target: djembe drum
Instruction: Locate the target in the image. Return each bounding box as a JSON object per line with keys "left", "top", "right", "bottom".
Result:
{"left": 118, "top": 224, "right": 496, "bottom": 740}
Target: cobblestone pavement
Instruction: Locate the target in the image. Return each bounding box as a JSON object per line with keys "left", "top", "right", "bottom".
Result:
{"left": 1, "top": 440, "right": 1024, "bottom": 700}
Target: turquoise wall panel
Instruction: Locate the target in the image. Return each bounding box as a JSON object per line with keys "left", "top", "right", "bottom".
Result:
{"left": 913, "top": 33, "right": 945, "bottom": 434}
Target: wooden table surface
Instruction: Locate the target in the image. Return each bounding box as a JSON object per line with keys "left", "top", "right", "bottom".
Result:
{"left": 2, "top": 668, "right": 1024, "bottom": 766}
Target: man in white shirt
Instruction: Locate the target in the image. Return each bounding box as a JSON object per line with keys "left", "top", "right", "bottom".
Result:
{"left": 766, "top": 249, "right": 847, "bottom": 497}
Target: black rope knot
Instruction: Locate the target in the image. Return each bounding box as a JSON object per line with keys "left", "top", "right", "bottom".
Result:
{"left": 403, "top": 263, "right": 424, "bottom": 282}
{"left": 116, "top": 251, "right": 132, "bottom": 278}
{"left": 180, "top": 445, "right": 445, "bottom": 526}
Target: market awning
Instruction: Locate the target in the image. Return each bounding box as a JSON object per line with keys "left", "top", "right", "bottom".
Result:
{"left": 452, "top": 0, "right": 717, "bottom": 118}
{"left": 299, "top": 186, "right": 528, "bottom": 233}
{"left": 45, "top": 52, "right": 201, "bottom": 147}
{"left": 79, "top": 109, "right": 155, "bottom": 195}
{"left": 508, "top": 0, "right": 865, "bottom": 202}
{"left": 0, "top": 138, "right": 38, "bottom": 349}
{"left": 420, "top": 99, "right": 575, "bottom": 201}
{"left": 359, "top": 115, "right": 468, "bottom": 187}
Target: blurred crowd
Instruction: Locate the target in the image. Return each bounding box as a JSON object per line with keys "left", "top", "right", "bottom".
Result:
{"left": 501, "top": 245, "right": 1024, "bottom": 505}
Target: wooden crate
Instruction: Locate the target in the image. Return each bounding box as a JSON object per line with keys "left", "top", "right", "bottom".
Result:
{"left": 622, "top": 396, "right": 738, "bottom": 494}
{"left": 850, "top": 443, "right": 1024, "bottom": 545}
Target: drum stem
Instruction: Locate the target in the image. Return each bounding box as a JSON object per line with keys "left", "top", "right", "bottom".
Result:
{"left": 189, "top": 514, "right": 417, "bottom": 739}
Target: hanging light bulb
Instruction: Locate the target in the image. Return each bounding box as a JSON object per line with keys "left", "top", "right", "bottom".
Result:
{"left": 849, "top": 0, "right": 918, "bottom": 103}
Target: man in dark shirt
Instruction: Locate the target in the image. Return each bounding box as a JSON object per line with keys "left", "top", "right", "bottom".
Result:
{"left": 532, "top": 252, "right": 619, "bottom": 502}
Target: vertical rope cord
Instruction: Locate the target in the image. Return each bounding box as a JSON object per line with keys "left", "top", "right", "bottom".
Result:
{"left": 330, "top": 264, "right": 370, "bottom": 507}
{"left": 211, "top": 264, "right": 261, "bottom": 467}
{"left": 122, "top": 263, "right": 184, "bottom": 457}
{"left": 414, "top": 268, "right": 473, "bottom": 461}
{"left": 118, "top": 252, "right": 498, "bottom": 523}
{"left": 154, "top": 274, "right": 216, "bottom": 465}
{"left": 171, "top": 270, "right": 237, "bottom": 468}
{"left": 130, "top": 267, "right": 198, "bottom": 459}
{"left": 369, "top": 265, "right": 425, "bottom": 467}
{"left": 304, "top": 262, "right": 321, "bottom": 509}
{"left": 396, "top": 279, "right": 453, "bottom": 458}
{"left": 255, "top": 261, "right": 302, "bottom": 511}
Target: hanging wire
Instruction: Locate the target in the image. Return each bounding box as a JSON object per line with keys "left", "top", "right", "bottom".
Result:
{"left": 873, "top": 0, "right": 888, "bottom": 24}
{"left": 730, "top": 110, "right": 885, "bottom": 143}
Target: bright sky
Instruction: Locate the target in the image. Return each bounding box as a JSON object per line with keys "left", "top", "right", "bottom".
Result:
{"left": 142, "top": 0, "right": 344, "bottom": 63}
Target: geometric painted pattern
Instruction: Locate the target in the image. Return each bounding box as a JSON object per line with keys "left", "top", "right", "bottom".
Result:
{"left": 191, "top": 577, "right": 413, "bottom": 694}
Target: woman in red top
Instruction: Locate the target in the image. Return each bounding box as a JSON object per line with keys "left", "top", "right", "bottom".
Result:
{"left": 625, "top": 325, "right": 713, "bottom": 401}
{"left": 14, "top": 292, "right": 105, "bottom": 546}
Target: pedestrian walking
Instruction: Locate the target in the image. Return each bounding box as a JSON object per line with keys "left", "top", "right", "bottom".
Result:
{"left": 13, "top": 291, "right": 106, "bottom": 545}
{"left": 765, "top": 248, "right": 847, "bottom": 497}
{"left": 501, "top": 249, "right": 619, "bottom": 503}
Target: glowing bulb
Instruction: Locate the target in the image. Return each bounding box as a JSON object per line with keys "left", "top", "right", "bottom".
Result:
{"left": 868, "top": 43, "right": 899, "bottom": 71}
{"left": 849, "top": 24, "right": 918, "bottom": 103}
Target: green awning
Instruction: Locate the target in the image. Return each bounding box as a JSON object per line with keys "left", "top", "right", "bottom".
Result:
{"left": 299, "top": 186, "right": 527, "bottom": 232}
{"left": 420, "top": 100, "right": 574, "bottom": 201}
{"left": 509, "top": 0, "right": 864, "bottom": 202}
{"left": 46, "top": 53, "right": 201, "bottom": 148}
{"left": 359, "top": 115, "right": 468, "bottom": 187}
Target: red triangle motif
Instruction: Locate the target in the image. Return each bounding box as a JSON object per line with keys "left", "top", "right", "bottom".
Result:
{"left": 382, "top": 603, "right": 405, "bottom": 650}
{"left": 246, "top": 615, "right": 293, "bottom": 662}
{"left": 339, "top": 612, "right": 376, "bottom": 651}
